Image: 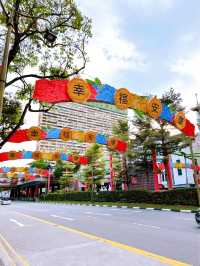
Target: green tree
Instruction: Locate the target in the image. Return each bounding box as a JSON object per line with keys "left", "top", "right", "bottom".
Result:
{"left": 112, "top": 120, "right": 130, "bottom": 190}
{"left": 131, "top": 89, "right": 190, "bottom": 189}
{"left": 0, "top": 0, "right": 92, "bottom": 148}
{"left": 83, "top": 144, "right": 105, "bottom": 191}
{"left": 0, "top": 93, "right": 22, "bottom": 140}
{"left": 30, "top": 159, "right": 49, "bottom": 169}
{"left": 59, "top": 162, "right": 75, "bottom": 190}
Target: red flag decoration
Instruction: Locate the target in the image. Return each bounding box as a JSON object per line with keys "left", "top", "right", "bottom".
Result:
{"left": 181, "top": 119, "right": 195, "bottom": 137}
{"left": 0, "top": 152, "right": 8, "bottom": 162}
{"left": 79, "top": 156, "right": 89, "bottom": 165}
{"left": 8, "top": 129, "right": 29, "bottom": 143}
{"left": 116, "top": 140, "right": 128, "bottom": 153}
{"left": 33, "top": 80, "right": 70, "bottom": 103}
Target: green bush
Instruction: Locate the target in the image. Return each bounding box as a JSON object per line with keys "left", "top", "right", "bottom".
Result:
{"left": 40, "top": 188, "right": 198, "bottom": 206}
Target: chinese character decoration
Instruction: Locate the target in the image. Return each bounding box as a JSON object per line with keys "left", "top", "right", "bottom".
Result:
{"left": 52, "top": 152, "right": 61, "bottom": 161}
{"left": 27, "top": 127, "right": 43, "bottom": 141}
{"left": 108, "top": 137, "right": 118, "bottom": 150}
{"left": 147, "top": 97, "right": 162, "bottom": 119}
{"left": 115, "top": 88, "right": 131, "bottom": 109}
{"left": 173, "top": 111, "right": 186, "bottom": 130}
{"left": 8, "top": 151, "right": 18, "bottom": 160}
{"left": 32, "top": 151, "right": 41, "bottom": 160}
{"left": 68, "top": 78, "right": 91, "bottom": 103}
{"left": 60, "top": 128, "right": 72, "bottom": 141}
{"left": 85, "top": 131, "right": 96, "bottom": 143}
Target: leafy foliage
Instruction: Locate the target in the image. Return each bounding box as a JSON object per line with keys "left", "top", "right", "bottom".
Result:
{"left": 83, "top": 144, "right": 105, "bottom": 189}
{"left": 30, "top": 159, "right": 49, "bottom": 169}
{"left": 0, "top": 0, "right": 92, "bottom": 85}
{"left": 131, "top": 89, "right": 190, "bottom": 184}
{"left": 0, "top": 0, "right": 92, "bottom": 148}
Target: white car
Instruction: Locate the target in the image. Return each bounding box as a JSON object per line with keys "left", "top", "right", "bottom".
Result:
{"left": 1, "top": 198, "right": 11, "bottom": 205}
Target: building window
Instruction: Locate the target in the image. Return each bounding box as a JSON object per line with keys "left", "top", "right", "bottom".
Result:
{"left": 176, "top": 159, "right": 182, "bottom": 176}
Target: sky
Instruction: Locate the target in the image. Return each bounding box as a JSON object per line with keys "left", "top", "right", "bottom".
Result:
{"left": 1, "top": 0, "right": 200, "bottom": 166}
{"left": 77, "top": 0, "right": 200, "bottom": 113}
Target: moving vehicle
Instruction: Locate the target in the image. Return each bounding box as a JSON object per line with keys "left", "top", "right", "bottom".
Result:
{"left": 0, "top": 197, "right": 11, "bottom": 205}
{"left": 195, "top": 209, "right": 200, "bottom": 224}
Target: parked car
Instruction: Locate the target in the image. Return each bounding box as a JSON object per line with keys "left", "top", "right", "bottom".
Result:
{"left": 195, "top": 209, "right": 200, "bottom": 225}
{"left": 1, "top": 198, "right": 11, "bottom": 205}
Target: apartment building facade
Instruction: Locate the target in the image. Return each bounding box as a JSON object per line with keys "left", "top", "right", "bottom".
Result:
{"left": 37, "top": 101, "right": 127, "bottom": 154}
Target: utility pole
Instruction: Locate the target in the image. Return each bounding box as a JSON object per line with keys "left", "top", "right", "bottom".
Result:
{"left": 191, "top": 93, "right": 200, "bottom": 206}
{"left": 189, "top": 140, "right": 200, "bottom": 206}
{"left": 0, "top": 4, "right": 13, "bottom": 118}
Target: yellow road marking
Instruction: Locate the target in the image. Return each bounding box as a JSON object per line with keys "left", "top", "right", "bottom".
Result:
{"left": 15, "top": 211, "right": 191, "bottom": 266}
{"left": 0, "top": 232, "right": 29, "bottom": 266}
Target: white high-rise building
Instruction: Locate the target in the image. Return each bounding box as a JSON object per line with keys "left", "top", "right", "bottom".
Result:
{"left": 37, "top": 102, "right": 127, "bottom": 154}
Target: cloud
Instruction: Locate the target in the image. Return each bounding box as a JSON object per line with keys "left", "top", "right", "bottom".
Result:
{"left": 77, "top": 0, "right": 147, "bottom": 83}
{"left": 167, "top": 50, "right": 200, "bottom": 125}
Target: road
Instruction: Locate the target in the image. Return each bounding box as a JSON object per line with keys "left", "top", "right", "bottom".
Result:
{"left": 0, "top": 202, "right": 199, "bottom": 266}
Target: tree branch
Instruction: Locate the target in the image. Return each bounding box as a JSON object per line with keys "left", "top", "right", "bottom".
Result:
{"left": 0, "top": 98, "right": 32, "bottom": 149}
{"left": 28, "top": 103, "right": 55, "bottom": 113}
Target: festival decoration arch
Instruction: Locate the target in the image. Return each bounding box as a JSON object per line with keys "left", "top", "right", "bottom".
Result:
{"left": 0, "top": 150, "right": 89, "bottom": 165}
{"left": 7, "top": 127, "right": 128, "bottom": 153}
{"left": 32, "top": 78, "right": 196, "bottom": 137}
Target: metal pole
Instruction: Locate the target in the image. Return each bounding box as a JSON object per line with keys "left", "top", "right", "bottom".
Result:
{"left": 184, "top": 153, "right": 189, "bottom": 187}
{"left": 189, "top": 140, "right": 200, "bottom": 206}
{"left": 0, "top": 15, "right": 13, "bottom": 118}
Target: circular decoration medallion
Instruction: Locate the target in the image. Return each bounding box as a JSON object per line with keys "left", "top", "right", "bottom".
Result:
{"left": 32, "top": 151, "right": 41, "bottom": 160}
{"left": 107, "top": 137, "right": 118, "bottom": 150}
{"left": 71, "top": 154, "right": 80, "bottom": 164}
{"left": 173, "top": 111, "right": 186, "bottom": 130}
{"left": 85, "top": 131, "right": 96, "bottom": 143}
{"left": 60, "top": 128, "right": 72, "bottom": 141}
{"left": 27, "top": 127, "right": 43, "bottom": 141}
{"left": 68, "top": 78, "right": 91, "bottom": 103}
{"left": 115, "top": 88, "right": 131, "bottom": 110}
{"left": 147, "top": 97, "right": 162, "bottom": 119}
{"left": 8, "top": 151, "right": 18, "bottom": 160}
{"left": 52, "top": 152, "right": 61, "bottom": 161}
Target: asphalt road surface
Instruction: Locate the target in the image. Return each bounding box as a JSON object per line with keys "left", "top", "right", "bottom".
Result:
{"left": 0, "top": 202, "right": 199, "bottom": 266}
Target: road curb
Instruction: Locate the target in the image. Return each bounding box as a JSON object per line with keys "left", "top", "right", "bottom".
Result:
{"left": 39, "top": 201, "right": 197, "bottom": 213}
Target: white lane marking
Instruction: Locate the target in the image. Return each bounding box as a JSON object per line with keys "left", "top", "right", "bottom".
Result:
{"left": 162, "top": 209, "right": 171, "bottom": 211}
{"left": 51, "top": 214, "right": 75, "bottom": 221}
{"left": 84, "top": 212, "right": 111, "bottom": 216}
{"left": 133, "top": 222, "right": 160, "bottom": 230}
{"left": 146, "top": 208, "right": 154, "bottom": 210}
{"left": 110, "top": 209, "right": 142, "bottom": 213}
{"left": 133, "top": 207, "right": 140, "bottom": 209}
{"left": 84, "top": 211, "right": 92, "bottom": 214}
{"left": 96, "top": 213, "right": 111, "bottom": 216}
{"left": 9, "top": 219, "right": 25, "bottom": 227}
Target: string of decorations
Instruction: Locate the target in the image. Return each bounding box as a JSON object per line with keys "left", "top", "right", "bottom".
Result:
{"left": 7, "top": 127, "right": 128, "bottom": 153}
{"left": 0, "top": 151, "right": 89, "bottom": 164}
{"left": 32, "top": 78, "right": 195, "bottom": 137}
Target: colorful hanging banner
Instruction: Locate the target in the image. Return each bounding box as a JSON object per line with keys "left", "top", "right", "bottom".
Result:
{"left": 7, "top": 127, "right": 128, "bottom": 153}
{"left": 0, "top": 150, "right": 89, "bottom": 165}
{"left": 32, "top": 78, "right": 195, "bottom": 137}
